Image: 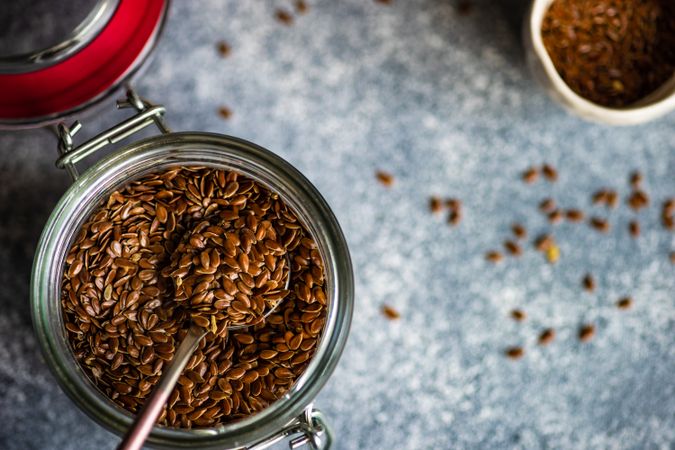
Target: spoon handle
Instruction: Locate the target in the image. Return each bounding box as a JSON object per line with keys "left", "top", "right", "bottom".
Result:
{"left": 117, "top": 325, "right": 206, "bottom": 450}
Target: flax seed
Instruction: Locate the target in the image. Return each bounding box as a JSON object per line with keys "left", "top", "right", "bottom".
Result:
{"left": 375, "top": 171, "right": 394, "bottom": 187}
{"left": 628, "top": 220, "right": 640, "bottom": 238}
{"left": 522, "top": 167, "right": 538, "bottom": 184}
{"left": 382, "top": 304, "right": 400, "bottom": 320}
{"left": 542, "top": 163, "right": 558, "bottom": 182}
{"left": 505, "top": 347, "right": 524, "bottom": 359}
{"left": 579, "top": 324, "right": 595, "bottom": 342}
{"left": 582, "top": 273, "right": 595, "bottom": 292}
{"left": 616, "top": 297, "right": 632, "bottom": 309}
{"left": 510, "top": 309, "right": 526, "bottom": 321}
{"left": 511, "top": 223, "right": 527, "bottom": 239}
{"left": 429, "top": 196, "right": 442, "bottom": 214}
{"left": 486, "top": 251, "right": 503, "bottom": 263}
{"left": 275, "top": 9, "right": 294, "bottom": 25}
{"left": 538, "top": 328, "right": 555, "bottom": 345}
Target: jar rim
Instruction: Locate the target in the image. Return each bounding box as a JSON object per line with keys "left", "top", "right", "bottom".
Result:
{"left": 31, "top": 132, "right": 354, "bottom": 448}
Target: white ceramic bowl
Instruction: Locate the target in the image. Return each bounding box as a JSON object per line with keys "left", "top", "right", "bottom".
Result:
{"left": 524, "top": 0, "right": 675, "bottom": 126}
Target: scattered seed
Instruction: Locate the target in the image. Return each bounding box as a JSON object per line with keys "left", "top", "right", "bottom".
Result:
{"left": 538, "top": 328, "right": 555, "bottom": 345}
{"left": 630, "top": 171, "right": 642, "bottom": 188}
{"left": 505, "top": 347, "right": 524, "bottom": 359}
{"left": 582, "top": 273, "right": 595, "bottom": 292}
{"left": 548, "top": 209, "right": 563, "bottom": 224}
{"left": 218, "top": 106, "right": 233, "bottom": 120}
{"left": 627, "top": 190, "right": 649, "bottom": 211}
{"left": 589, "top": 217, "right": 610, "bottom": 233}
{"left": 510, "top": 309, "right": 526, "bottom": 321}
{"left": 616, "top": 297, "right": 632, "bottom": 309}
{"left": 628, "top": 220, "right": 640, "bottom": 238}
{"left": 670, "top": 251, "right": 675, "bottom": 264}
{"left": 275, "top": 9, "right": 294, "bottom": 25}
{"left": 565, "top": 209, "right": 584, "bottom": 222}
{"left": 445, "top": 198, "right": 462, "bottom": 211}
{"left": 511, "top": 223, "right": 527, "bottom": 239}
{"left": 295, "top": 0, "right": 309, "bottom": 14}
{"left": 539, "top": 198, "right": 556, "bottom": 213}
{"left": 578, "top": 324, "right": 595, "bottom": 342}
{"left": 382, "top": 305, "right": 400, "bottom": 320}
{"left": 375, "top": 171, "right": 394, "bottom": 187}
{"left": 542, "top": 164, "right": 558, "bottom": 182}
{"left": 534, "top": 234, "right": 554, "bottom": 252}
{"left": 429, "top": 196, "right": 442, "bottom": 214}
{"left": 522, "top": 167, "right": 538, "bottom": 184}
{"left": 216, "top": 41, "right": 231, "bottom": 57}
{"left": 448, "top": 210, "right": 462, "bottom": 226}
{"left": 486, "top": 251, "right": 503, "bottom": 263}
{"left": 504, "top": 240, "right": 522, "bottom": 256}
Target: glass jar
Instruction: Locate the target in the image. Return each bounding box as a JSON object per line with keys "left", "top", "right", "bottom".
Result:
{"left": 31, "top": 92, "right": 354, "bottom": 449}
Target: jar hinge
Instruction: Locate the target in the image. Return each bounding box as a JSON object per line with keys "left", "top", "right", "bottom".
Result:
{"left": 247, "top": 404, "right": 333, "bottom": 450}
{"left": 54, "top": 87, "right": 170, "bottom": 181}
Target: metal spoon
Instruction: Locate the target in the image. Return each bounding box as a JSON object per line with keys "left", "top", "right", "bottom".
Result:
{"left": 116, "top": 256, "right": 291, "bottom": 450}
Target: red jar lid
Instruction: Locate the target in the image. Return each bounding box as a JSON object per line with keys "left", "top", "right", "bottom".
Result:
{"left": 0, "top": 0, "right": 168, "bottom": 128}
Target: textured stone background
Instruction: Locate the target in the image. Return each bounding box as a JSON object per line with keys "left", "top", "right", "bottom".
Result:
{"left": 0, "top": 1, "right": 674, "bottom": 449}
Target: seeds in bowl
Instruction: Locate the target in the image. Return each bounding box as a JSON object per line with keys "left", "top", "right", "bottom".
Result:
{"left": 60, "top": 167, "right": 327, "bottom": 429}
{"left": 541, "top": 0, "right": 675, "bottom": 108}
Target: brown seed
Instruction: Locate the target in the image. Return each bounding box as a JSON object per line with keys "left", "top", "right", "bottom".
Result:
{"left": 578, "top": 324, "right": 595, "bottom": 342}
{"left": 218, "top": 106, "right": 233, "bottom": 120}
{"left": 628, "top": 220, "right": 640, "bottom": 238}
{"left": 538, "top": 328, "right": 555, "bottom": 346}
{"left": 670, "top": 251, "right": 675, "bottom": 264}
{"left": 606, "top": 191, "right": 618, "bottom": 208}
{"left": 504, "top": 240, "right": 522, "bottom": 256}
{"left": 448, "top": 210, "right": 462, "bottom": 226}
{"left": 582, "top": 273, "right": 595, "bottom": 292}
{"left": 627, "top": 190, "right": 649, "bottom": 211}
{"left": 629, "top": 171, "right": 642, "bottom": 188}
{"left": 485, "top": 251, "right": 503, "bottom": 263}
{"left": 565, "top": 209, "right": 584, "bottom": 222}
{"left": 548, "top": 209, "right": 563, "bottom": 224}
{"left": 375, "top": 171, "right": 394, "bottom": 187}
{"left": 534, "top": 234, "right": 554, "bottom": 252}
{"left": 522, "top": 167, "right": 538, "bottom": 184}
{"left": 505, "top": 347, "right": 524, "bottom": 359}
{"left": 589, "top": 217, "right": 610, "bottom": 233}
{"left": 511, "top": 223, "right": 527, "bottom": 239}
{"left": 541, "top": 164, "right": 558, "bottom": 182}
{"left": 616, "top": 297, "right": 632, "bottom": 309}
{"left": 510, "top": 309, "right": 526, "bottom": 321}
{"left": 382, "top": 305, "right": 400, "bottom": 320}
{"left": 539, "top": 198, "right": 556, "bottom": 213}
{"left": 295, "top": 0, "right": 309, "bottom": 14}
{"left": 445, "top": 198, "right": 462, "bottom": 211}
{"left": 429, "top": 196, "right": 442, "bottom": 214}
{"left": 275, "top": 9, "right": 294, "bottom": 25}
{"left": 216, "top": 41, "right": 231, "bottom": 57}
{"left": 592, "top": 190, "right": 609, "bottom": 205}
